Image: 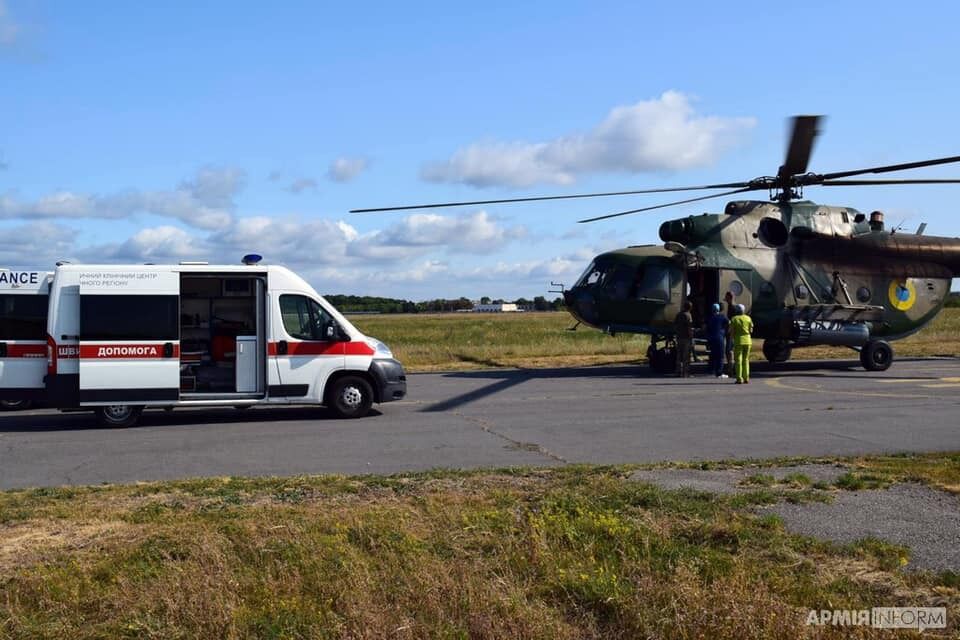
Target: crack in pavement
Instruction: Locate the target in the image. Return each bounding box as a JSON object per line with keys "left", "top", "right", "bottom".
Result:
{"left": 452, "top": 410, "right": 568, "bottom": 464}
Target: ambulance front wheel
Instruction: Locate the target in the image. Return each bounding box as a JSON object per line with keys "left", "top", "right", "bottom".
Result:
{"left": 95, "top": 405, "right": 144, "bottom": 428}
{"left": 328, "top": 376, "right": 373, "bottom": 419}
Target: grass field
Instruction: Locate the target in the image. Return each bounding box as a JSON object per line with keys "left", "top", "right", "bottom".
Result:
{"left": 351, "top": 308, "right": 960, "bottom": 372}
{"left": 2, "top": 454, "right": 959, "bottom": 639}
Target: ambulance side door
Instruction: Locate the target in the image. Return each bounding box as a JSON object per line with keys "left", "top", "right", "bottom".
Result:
{"left": 78, "top": 270, "right": 180, "bottom": 405}
{"left": 270, "top": 293, "right": 345, "bottom": 402}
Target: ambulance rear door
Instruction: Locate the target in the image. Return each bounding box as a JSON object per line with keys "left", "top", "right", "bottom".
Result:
{"left": 78, "top": 269, "right": 180, "bottom": 405}
{"left": 0, "top": 271, "right": 50, "bottom": 398}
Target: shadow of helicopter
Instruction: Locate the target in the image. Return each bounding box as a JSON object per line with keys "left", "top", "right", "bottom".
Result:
{"left": 420, "top": 357, "right": 954, "bottom": 413}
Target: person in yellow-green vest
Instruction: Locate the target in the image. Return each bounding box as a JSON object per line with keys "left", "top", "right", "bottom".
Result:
{"left": 729, "top": 303, "right": 753, "bottom": 384}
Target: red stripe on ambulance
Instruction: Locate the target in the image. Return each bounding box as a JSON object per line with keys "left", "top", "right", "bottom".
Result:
{"left": 3, "top": 344, "right": 47, "bottom": 358}
{"left": 79, "top": 344, "right": 180, "bottom": 359}
{"left": 267, "top": 341, "right": 375, "bottom": 356}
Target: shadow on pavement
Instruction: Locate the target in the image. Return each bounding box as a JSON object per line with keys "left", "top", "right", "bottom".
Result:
{"left": 0, "top": 406, "right": 383, "bottom": 433}
{"left": 421, "top": 357, "right": 957, "bottom": 412}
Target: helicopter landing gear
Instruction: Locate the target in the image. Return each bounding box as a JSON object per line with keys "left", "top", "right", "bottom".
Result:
{"left": 647, "top": 336, "right": 677, "bottom": 375}
{"left": 762, "top": 339, "right": 792, "bottom": 364}
{"left": 859, "top": 339, "right": 894, "bottom": 372}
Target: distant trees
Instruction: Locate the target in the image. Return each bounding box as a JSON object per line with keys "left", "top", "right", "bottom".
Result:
{"left": 323, "top": 294, "right": 566, "bottom": 314}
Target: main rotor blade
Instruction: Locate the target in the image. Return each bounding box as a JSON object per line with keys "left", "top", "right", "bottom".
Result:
{"left": 821, "top": 178, "right": 960, "bottom": 186}
{"left": 782, "top": 115, "right": 823, "bottom": 176}
{"left": 349, "top": 182, "right": 750, "bottom": 213}
{"left": 577, "top": 187, "right": 754, "bottom": 223}
{"left": 822, "top": 155, "right": 960, "bottom": 180}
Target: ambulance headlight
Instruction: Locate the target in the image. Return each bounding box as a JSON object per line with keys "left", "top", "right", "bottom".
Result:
{"left": 369, "top": 339, "right": 393, "bottom": 358}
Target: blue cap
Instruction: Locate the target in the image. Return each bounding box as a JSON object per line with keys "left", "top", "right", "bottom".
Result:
{"left": 712, "top": 303, "right": 720, "bottom": 312}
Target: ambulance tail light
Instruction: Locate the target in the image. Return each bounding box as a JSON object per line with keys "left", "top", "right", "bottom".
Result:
{"left": 47, "top": 335, "right": 56, "bottom": 375}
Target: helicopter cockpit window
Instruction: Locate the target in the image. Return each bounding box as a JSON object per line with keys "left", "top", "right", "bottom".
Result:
{"left": 575, "top": 262, "right": 605, "bottom": 288}
{"left": 631, "top": 264, "right": 671, "bottom": 303}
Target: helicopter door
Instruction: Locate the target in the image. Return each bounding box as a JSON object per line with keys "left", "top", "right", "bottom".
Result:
{"left": 685, "top": 268, "right": 720, "bottom": 327}
{"left": 719, "top": 269, "right": 753, "bottom": 314}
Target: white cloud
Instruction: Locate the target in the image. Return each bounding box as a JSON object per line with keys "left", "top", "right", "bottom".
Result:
{"left": 327, "top": 157, "right": 369, "bottom": 183}
{"left": 365, "top": 211, "right": 527, "bottom": 254}
{"left": 286, "top": 177, "right": 318, "bottom": 194}
{"left": 42, "top": 209, "right": 527, "bottom": 282}
{"left": 421, "top": 91, "right": 755, "bottom": 188}
{"left": 94, "top": 226, "right": 208, "bottom": 262}
{"left": 0, "top": 167, "right": 244, "bottom": 230}
{"left": 0, "top": 221, "right": 77, "bottom": 266}
{"left": 0, "top": 0, "right": 19, "bottom": 47}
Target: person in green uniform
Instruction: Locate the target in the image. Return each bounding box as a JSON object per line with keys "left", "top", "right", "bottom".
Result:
{"left": 729, "top": 303, "right": 753, "bottom": 384}
{"left": 674, "top": 301, "right": 694, "bottom": 377}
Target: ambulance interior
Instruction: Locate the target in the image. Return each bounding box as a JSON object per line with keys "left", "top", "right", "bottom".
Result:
{"left": 179, "top": 275, "right": 264, "bottom": 396}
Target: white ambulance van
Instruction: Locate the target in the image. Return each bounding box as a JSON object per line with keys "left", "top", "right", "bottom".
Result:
{"left": 0, "top": 270, "right": 53, "bottom": 410}
{"left": 44, "top": 258, "right": 406, "bottom": 426}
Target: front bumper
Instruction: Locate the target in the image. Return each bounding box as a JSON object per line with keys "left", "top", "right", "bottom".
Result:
{"left": 369, "top": 358, "right": 407, "bottom": 403}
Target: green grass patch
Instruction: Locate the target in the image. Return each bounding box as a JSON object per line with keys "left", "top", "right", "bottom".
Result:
{"left": 3, "top": 458, "right": 960, "bottom": 638}
{"left": 347, "top": 309, "right": 960, "bottom": 372}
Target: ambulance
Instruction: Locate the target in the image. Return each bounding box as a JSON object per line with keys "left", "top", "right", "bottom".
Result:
{"left": 0, "top": 270, "right": 53, "bottom": 410}
{"left": 43, "top": 257, "right": 406, "bottom": 426}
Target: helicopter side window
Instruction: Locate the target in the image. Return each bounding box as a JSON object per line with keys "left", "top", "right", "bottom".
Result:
{"left": 633, "top": 264, "right": 671, "bottom": 303}
{"left": 604, "top": 267, "right": 633, "bottom": 300}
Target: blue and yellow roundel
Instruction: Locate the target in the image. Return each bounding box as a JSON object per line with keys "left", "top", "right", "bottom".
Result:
{"left": 887, "top": 280, "right": 916, "bottom": 311}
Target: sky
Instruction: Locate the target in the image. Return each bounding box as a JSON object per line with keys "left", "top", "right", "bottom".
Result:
{"left": 2, "top": 0, "right": 960, "bottom": 300}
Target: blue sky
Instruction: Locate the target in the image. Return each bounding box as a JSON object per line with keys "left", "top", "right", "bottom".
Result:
{"left": 2, "top": 0, "right": 959, "bottom": 299}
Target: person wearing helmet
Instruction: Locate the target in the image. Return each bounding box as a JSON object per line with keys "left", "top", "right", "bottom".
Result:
{"left": 729, "top": 303, "right": 754, "bottom": 383}
{"left": 706, "top": 302, "right": 729, "bottom": 378}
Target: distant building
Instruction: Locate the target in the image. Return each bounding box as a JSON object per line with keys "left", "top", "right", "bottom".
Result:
{"left": 473, "top": 303, "right": 519, "bottom": 313}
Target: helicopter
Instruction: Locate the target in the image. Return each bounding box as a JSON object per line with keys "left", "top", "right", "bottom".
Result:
{"left": 352, "top": 116, "right": 960, "bottom": 373}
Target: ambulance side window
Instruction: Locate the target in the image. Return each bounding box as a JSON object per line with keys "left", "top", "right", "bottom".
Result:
{"left": 279, "top": 295, "right": 334, "bottom": 341}
{"left": 0, "top": 294, "right": 48, "bottom": 340}
{"left": 80, "top": 295, "right": 178, "bottom": 341}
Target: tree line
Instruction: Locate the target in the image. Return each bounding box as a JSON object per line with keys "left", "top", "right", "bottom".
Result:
{"left": 323, "top": 295, "right": 566, "bottom": 313}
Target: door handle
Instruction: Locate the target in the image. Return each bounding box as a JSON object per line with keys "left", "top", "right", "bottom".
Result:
{"left": 163, "top": 342, "right": 174, "bottom": 358}
{"left": 277, "top": 340, "right": 288, "bottom": 355}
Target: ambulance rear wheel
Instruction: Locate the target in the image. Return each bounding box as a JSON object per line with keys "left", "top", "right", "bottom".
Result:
{"left": 328, "top": 376, "right": 373, "bottom": 419}
{"left": 95, "top": 405, "right": 143, "bottom": 428}
{"left": 0, "top": 399, "right": 33, "bottom": 411}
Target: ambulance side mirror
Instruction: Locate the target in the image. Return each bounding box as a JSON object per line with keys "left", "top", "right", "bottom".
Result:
{"left": 326, "top": 323, "right": 348, "bottom": 342}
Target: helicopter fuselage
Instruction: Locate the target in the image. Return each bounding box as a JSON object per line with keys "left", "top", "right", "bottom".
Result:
{"left": 563, "top": 200, "right": 958, "bottom": 366}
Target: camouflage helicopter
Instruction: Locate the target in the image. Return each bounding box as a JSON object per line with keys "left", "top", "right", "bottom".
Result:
{"left": 353, "top": 116, "right": 960, "bottom": 373}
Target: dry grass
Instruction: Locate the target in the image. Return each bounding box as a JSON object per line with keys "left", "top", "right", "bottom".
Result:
{"left": 2, "top": 462, "right": 959, "bottom": 638}
{"left": 351, "top": 309, "right": 960, "bottom": 372}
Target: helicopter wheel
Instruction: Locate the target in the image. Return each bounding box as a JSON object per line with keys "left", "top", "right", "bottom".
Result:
{"left": 762, "top": 339, "right": 792, "bottom": 364}
{"left": 860, "top": 340, "right": 893, "bottom": 372}
{"left": 647, "top": 342, "right": 677, "bottom": 375}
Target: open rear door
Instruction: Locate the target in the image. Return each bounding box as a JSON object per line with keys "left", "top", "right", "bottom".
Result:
{"left": 78, "top": 269, "right": 180, "bottom": 405}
